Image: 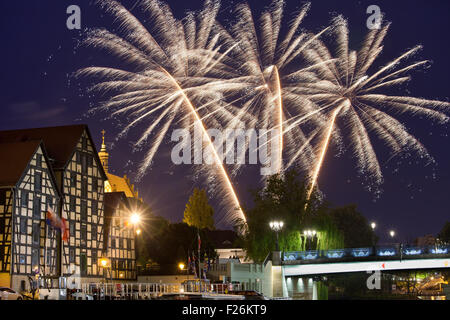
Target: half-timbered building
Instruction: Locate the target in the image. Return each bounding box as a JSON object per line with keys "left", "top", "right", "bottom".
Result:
{"left": 103, "top": 192, "right": 137, "bottom": 281}
{"left": 0, "top": 125, "right": 108, "bottom": 288}
{"left": 0, "top": 140, "right": 60, "bottom": 292}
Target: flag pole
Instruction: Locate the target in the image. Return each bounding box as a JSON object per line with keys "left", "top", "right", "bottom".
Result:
{"left": 197, "top": 228, "right": 201, "bottom": 283}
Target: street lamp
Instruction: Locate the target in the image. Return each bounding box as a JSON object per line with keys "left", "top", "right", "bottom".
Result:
{"left": 269, "top": 221, "right": 284, "bottom": 251}
{"left": 99, "top": 257, "right": 112, "bottom": 292}
{"left": 390, "top": 230, "right": 395, "bottom": 238}
{"left": 303, "top": 229, "right": 317, "bottom": 250}
{"left": 370, "top": 222, "right": 377, "bottom": 255}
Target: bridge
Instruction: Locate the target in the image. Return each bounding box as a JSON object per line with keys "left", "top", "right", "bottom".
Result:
{"left": 281, "top": 245, "right": 450, "bottom": 276}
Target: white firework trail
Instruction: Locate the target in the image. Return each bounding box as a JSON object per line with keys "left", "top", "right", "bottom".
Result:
{"left": 76, "top": 0, "right": 249, "bottom": 225}
{"left": 284, "top": 15, "right": 450, "bottom": 199}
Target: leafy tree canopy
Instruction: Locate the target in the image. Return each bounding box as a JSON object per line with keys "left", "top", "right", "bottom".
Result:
{"left": 329, "top": 204, "right": 378, "bottom": 248}
{"left": 237, "top": 170, "right": 344, "bottom": 263}
{"left": 183, "top": 188, "right": 215, "bottom": 230}
{"left": 438, "top": 221, "right": 450, "bottom": 243}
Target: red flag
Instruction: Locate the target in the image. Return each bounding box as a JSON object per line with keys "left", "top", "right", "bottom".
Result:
{"left": 61, "top": 218, "right": 69, "bottom": 243}
{"left": 198, "top": 233, "right": 201, "bottom": 251}
{"left": 46, "top": 207, "right": 69, "bottom": 243}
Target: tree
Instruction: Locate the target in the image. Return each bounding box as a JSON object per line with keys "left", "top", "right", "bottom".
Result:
{"left": 329, "top": 205, "right": 378, "bottom": 248}
{"left": 438, "top": 221, "right": 450, "bottom": 244}
{"left": 183, "top": 188, "right": 215, "bottom": 230}
{"left": 237, "top": 169, "right": 343, "bottom": 263}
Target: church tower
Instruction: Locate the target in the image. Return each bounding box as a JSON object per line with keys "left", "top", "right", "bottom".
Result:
{"left": 98, "top": 129, "right": 109, "bottom": 172}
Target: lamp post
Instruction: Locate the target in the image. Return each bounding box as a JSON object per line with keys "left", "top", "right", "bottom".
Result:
{"left": 370, "top": 222, "right": 376, "bottom": 256}
{"left": 179, "top": 262, "right": 189, "bottom": 291}
{"left": 303, "top": 230, "right": 317, "bottom": 251}
{"left": 269, "top": 221, "right": 284, "bottom": 251}
{"left": 99, "top": 257, "right": 112, "bottom": 299}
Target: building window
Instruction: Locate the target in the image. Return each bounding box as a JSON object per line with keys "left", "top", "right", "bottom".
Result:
{"left": 69, "top": 196, "right": 75, "bottom": 212}
{"left": 111, "top": 236, "right": 116, "bottom": 249}
{"left": 92, "top": 178, "right": 98, "bottom": 192}
{"left": 92, "top": 200, "right": 97, "bottom": 216}
{"left": 70, "top": 172, "right": 76, "bottom": 187}
{"left": 92, "top": 250, "right": 97, "bottom": 264}
{"left": 69, "top": 248, "right": 75, "bottom": 263}
{"left": 81, "top": 201, "right": 87, "bottom": 222}
{"left": 88, "top": 154, "right": 93, "bottom": 167}
{"left": 31, "top": 248, "right": 39, "bottom": 269}
{"left": 33, "top": 197, "right": 41, "bottom": 219}
{"left": 91, "top": 225, "right": 97, "bottom": 241}
{"left": 81, "top": 154, "right": 87, "bottom": 174}
{"left": 35, "top": 172, "right": 42, "bottom": 193}
{"left": 46, "top": 196, "right": 53, "bottom": 210}
{"left": 32, "top": 223, "right": 40, "bottom": 245}
{"left": 20, "top": 217, "right": 27, "bottom": 234}
{"left": 46, "top": 251, "right": 52, "bottom": 265}
{"left": 81, "top": 179, "right": 87, "bottom": 199}
{"left": 21, "top": 191, "right": 28, "bottom": 208}
{"left": 36, "top": 154, "right": 42, "bottom": 167}
{"left": 81, "top": 225, "right": 87, "bottom": 246}
{"left": 127, "top": 238, "right": 132, "bottom": 250}
{"left": 82, "top": 137, "right": 88, "bottom": 150}
{"left": 119, "top": 238, "right": 123, "bottom": 249}
{"left": 19, "top": 255, "right": 26, "bottom": 264}
{"left": 80, "top": 253, "right": 87, "bottom": 276}
{"left": 69, "top": 221, "right": 75, "bottom": 238}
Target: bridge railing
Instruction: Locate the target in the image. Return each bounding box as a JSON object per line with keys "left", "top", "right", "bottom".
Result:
{"left": 283, "top": 245, "right": 450, "bottom": 262}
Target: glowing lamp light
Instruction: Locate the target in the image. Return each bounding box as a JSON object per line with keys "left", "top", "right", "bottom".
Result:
{"left": 178, "top": 263, "right": 185, "bottom": 271}
{"left": 99, "top": 258, "right": 109, "bottom": 268}
{"left": 304, "top": 230, "right": 317, "bottom": 237}
{"left": 389, "top": 230, "right": 395, "bottom": 238}
{"left": 136, "top": 229, "right": 142, "bottom": 235}
{"left": 130, "top": 213, "right": 141, "bottom": 225}
{"left": 269, "top": 221, "right": 284, "bottom": 232}
{"left": 370, "top": 222, "right": 376, "bottom": 230}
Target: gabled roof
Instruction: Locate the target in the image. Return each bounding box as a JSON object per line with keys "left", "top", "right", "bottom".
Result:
{"left": 0, "top": 124, "right": 107, "bottom": 179}
{"left": 0, "top": 140, "right": 41, "bottom": 187}
{"left": 0, "top": 140, "right": 62, "bottom": 199}
{"left": 106, "top": 173, "right": 139, "bottom": 199}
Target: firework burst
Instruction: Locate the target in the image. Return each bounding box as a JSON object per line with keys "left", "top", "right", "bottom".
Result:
{"left": 213, "top": 0, "right": 333, "bottom": 177}
{"left": 76, "top": 0, "right": 248, "bottom": 224}
{"left": 284, "top": 16, "right": 450, "bottom": 198}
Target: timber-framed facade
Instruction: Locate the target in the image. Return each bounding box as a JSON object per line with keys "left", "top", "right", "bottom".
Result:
{"left": 0, "top": 125, "right": 140, "bottom": 293}
{"left": 0, "top": 141, "right": 60, "bottom": 291}
{"left": 104, "top": 192, "right": 137, "bottom": 281}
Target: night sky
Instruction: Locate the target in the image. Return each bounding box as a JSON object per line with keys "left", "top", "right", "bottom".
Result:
{"left": 0, "top": 0, "right": 448, "bottom": 243}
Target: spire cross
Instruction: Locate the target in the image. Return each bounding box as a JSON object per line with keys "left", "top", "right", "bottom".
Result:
{"left": 101, "top": 130, "right": 106, "bottom": 144}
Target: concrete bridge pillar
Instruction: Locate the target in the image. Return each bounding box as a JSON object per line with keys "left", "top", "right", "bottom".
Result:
{"left": 271, "top": 251, "right": 288, "bottom": 298}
